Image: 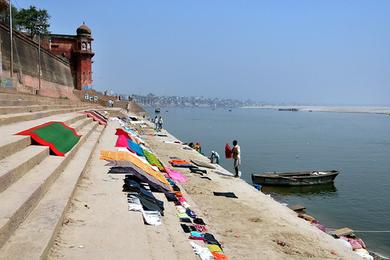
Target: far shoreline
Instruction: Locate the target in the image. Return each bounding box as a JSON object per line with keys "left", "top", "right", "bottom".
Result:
{"left": 241, "top": 105, "right": 390, "bottom": 115}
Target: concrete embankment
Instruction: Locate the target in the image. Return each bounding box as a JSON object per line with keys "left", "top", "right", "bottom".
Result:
{"left": 144, "top": 125, "right": 361, "bottom": 259}
{"left": 49, "top": 117, "right": 360, "bottom": 260}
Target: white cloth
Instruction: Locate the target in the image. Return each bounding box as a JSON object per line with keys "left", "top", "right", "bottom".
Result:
{"left": 176, "top": 206, "right": 186, "bottom": 214}
{"left": 142, "top": 210, "right": 162, "bottom": 226}
{"left": 190, "top": 242, "right": 214, "bottom": 260}
{"left": 233, "top": 145, "right": 241, "bottom": 159}
{"left": 127, "top": 195, "right": 142, "bottom": 211}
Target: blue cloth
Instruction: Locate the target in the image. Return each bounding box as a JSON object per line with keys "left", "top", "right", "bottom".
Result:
{"left": 190, "top": 231, "right": 203, "bottom": 238}
{"left": 127, "top": 139, "right": 144, "bottom": 156}
{"left": 124, "top": 127, "right": 137, "bottom": 136}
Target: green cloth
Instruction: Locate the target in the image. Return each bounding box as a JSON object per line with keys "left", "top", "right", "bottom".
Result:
{"left": 17, "top": 122, "right": 81, "bottom": 156}
{"left": 143, "top": 149, "right": 165, "bottom": 171}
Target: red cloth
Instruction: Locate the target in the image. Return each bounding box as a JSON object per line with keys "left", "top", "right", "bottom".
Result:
{"left": 115, "top": 135, "right": 129, "bottom": 147}
{"left": 84, "top": 111, "right": 107, "bottom": 125}
{"left": 225, "top": 144, "right": 232, "bottom": 158}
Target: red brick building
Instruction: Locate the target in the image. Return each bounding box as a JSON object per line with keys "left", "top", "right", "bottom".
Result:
{"left": 42, "top": 23, "right": 94, "bottom": 90}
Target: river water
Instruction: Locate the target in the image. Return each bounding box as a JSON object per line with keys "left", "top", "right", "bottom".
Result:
{"left": 148, "top": 107, "right": 390, "bottom": 256}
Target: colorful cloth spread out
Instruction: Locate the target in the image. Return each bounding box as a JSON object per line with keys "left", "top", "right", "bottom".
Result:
{"left": 207, "top": 244, "right": 223, "bottom": 253}
{"left": 17, "top": 121, "right": 81, "bottom": 156}
{"left": 124, "top": 127, "right": 145, "bottom": 144}
{"left": 169, "top": 159, "right": 190, "bottom": 165}
{"left": 168, "top": 159, "right": 193, "bottom": 167}
{"left": 107, "top": 122, "right": 228, "bottom": 259}
{"left": 116, "top": 128, "right": 143, "bottom": 145}
{"left": 85, "top": 111, "right": 107, "bottom": 125}
{"left": 212, "top": 252, "right": 229, "bottom": 260}
{"left": 114, "top": 163, "right": 170, "bottom": 191}
{"left": 100, "top": 150, "right": 169, "bottom": 186}
{"left": 143, "top": 149, "right": 165, "bottom": 171}
{"left": 165, "top": 167, "right": 187, "bottom": 183}
{"left": 128, "top": 139, "right": 144, "bottom": 156}
{"left": 115, "top": 134, "right": 129, "bottom": 147}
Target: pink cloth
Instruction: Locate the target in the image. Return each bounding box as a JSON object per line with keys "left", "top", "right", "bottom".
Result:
{"left": 115, "top": 135, "right": 129, "bottom": 147}
{"left": 341, "top": 236, "right": 366, "bottom": 250}
{"left": 179, "top": 197, "right": 187, "bottom": 203}
{"left": 311, "top": 221, "right": 326, "bottom": 232}
{"left": 195, "top": 224, "right": 207, "bottom": 232}
{"left": 166, "top": 167, "right": 187, "bottom": 183}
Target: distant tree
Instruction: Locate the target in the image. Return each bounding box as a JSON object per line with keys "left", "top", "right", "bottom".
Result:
{"left": 0, "top": 4, "right": 18, "bottom": 29}
{"left": 0, "top": 0, "right": 9, "bottom": 12}
{"left": 15, "top": 5, "right": 50, "bottom": 38}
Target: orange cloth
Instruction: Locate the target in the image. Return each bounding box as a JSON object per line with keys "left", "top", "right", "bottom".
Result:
{"left": 100, "top": 150, "right": 169, "bottom": 185}
{"left": 169, "top": 159, "right": 191, "bottom": 165}
{"left": 212, "top": 252, "right": 228, "bottom": 260}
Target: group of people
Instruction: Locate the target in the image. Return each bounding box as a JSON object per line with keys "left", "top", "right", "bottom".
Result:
{"left": 153, "top": 116, "right": 164, "bottom": 132}
{"left": 188, "top": 142, "right": 202, "bottom": 154}
{"left": 152, "top": 113, "right": 241, "bottom": 178}
{"left": 209, "top": 140, "right": 241, "bottom": 178}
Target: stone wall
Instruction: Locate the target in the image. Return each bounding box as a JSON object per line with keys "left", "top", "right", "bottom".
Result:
{"left": 74, "top": 89, "right": 148, "bottom": 116}
{"left": 0, "top": 23, "right": 77, "bottom": 99}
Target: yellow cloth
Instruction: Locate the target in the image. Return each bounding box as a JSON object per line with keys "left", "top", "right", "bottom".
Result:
{"left": 207, "top": 244, "right": 223, "bottom": 253}
{"left": 100, "top": 150, "right": 169, "bottom": 185}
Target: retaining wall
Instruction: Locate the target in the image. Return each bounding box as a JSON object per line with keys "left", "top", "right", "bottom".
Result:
{"left": 0, "top": 23, "right": 76, "bottom": 99}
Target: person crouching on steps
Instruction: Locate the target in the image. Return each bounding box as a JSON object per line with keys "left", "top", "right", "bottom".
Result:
{"left": 232, "top": 140, "right": 241, "bottom": 177}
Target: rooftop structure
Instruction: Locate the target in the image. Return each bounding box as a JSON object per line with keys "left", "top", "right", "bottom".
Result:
{"left": 42, "top": 23, "right": 94, "bottom": 90}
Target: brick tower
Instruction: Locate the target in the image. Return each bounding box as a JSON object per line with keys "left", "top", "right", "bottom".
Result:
{"left": 74, "top": 23, "right": 94, "bottom": 90}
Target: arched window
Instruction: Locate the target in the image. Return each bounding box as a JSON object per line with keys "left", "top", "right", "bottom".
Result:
{"left": 81, "top": 42, "right": 87, "bottom": 50}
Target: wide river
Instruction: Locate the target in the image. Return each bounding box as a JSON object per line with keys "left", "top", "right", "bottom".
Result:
{"left": 148, "top": 107, "right": 390, "bottom": 256}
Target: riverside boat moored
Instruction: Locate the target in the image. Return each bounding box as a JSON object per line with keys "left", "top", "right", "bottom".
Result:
{"left": 252, "top": 170, "right": 339, "bottom": 186}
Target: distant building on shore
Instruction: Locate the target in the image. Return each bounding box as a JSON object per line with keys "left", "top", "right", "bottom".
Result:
{"left": 42, "top": 23, "right": 94, "bottom": 91}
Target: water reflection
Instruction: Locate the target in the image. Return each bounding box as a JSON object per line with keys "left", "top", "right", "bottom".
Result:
{"left": 261, "top": 183, "right": 337, "bottom": 197}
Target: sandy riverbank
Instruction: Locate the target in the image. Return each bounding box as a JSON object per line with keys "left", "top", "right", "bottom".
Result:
{"left": 142, "top": 125, "right": 361, "bottom": 259}
{"left": 49, "top": 115, "right": 362, "bottom": 260}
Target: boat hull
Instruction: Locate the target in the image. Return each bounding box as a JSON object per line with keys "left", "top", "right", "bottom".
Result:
{"left": 251, "top": 171, "right": 339, "bottom": 186}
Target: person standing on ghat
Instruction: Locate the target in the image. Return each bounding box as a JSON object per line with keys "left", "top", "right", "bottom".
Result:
{"left": 154, "top": 116, "right": 159, "bottom": 131}
{"left": 232, "top": 140, "right": 241, "bottom": 178}
{"left": 158, "top": 116, "right": 164, "bottom": 131}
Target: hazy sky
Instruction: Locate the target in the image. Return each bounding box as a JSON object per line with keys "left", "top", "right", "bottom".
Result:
{"left": 17, "top": 0, "right": 390, "bottom": 105}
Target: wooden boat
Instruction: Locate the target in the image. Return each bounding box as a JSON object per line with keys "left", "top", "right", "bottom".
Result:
{"left": 251, "top": 170, "right": 339, "bottom": 186}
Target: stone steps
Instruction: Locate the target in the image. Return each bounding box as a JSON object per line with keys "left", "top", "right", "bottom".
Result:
{"left": 0, "top": 119, "right": 99, "bottom": 249}
{"left": 0, "top": 113, "right": 86, "bottom": 160}
{"left": 0, "top": 93, "right": 79, "bottom": 104}
{"left": 0, "top": 105, "right": 91, "bottom": 115}
{"left": 0, "top": 118, "right": 91, "bottom": 194}
{"left": 0, "top": 125, "right": 105, "bottom": 259}
{"left": 0, "top": 99, "right": 83, "bottom": 106}
{"left": 0, "top": 106, "right": 96, "bottom": 126}
{"left": 0, "top": 100, "right": 44, "bottom": 106}
{"left": 0, "top": 145, "right": 49, "bottom": 193}
{"left": 0, "top": 92, "right": 111, "bottom": 259}
{"left": 0, "top": 136, "right": 31, "bottom": 161}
